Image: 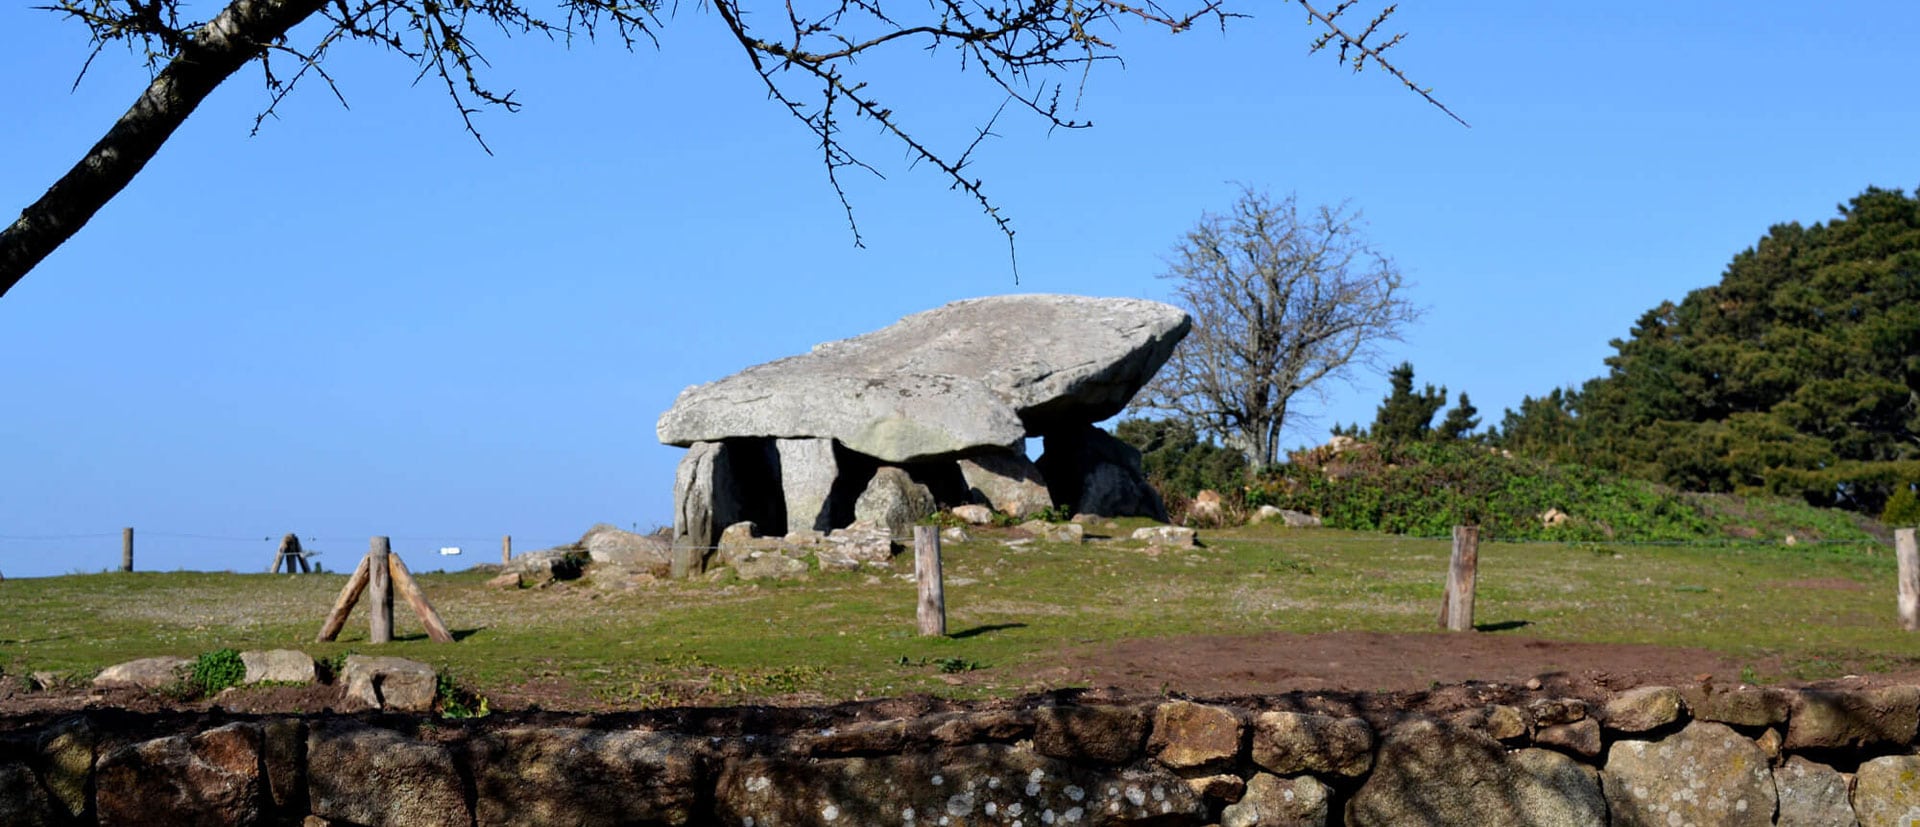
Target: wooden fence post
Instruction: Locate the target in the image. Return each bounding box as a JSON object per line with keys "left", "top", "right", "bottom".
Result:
{"left": 368, "top": 537, "right": 394, "bottom": 644}
{"left": 501, "top": 534, "right": 512, "bottom": 565}
{"left": 1897, "top": 528, "right": 1918, "bottom": 631}
{"left": 1438, "top": 525, "right": 1480, "bottom": 632}
{"left": 121, "top": 527, "right": 134, "bottom": 572}
{"left": 315, "top": 554, "right": 373, "bottom": 642}
{"left": 914, "top": 525, "right": 946, "bottom": 637}
{"left": 388, "top": 552, "right": 456, "bottom": 643}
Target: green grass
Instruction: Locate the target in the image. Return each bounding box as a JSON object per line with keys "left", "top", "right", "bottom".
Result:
{"left": 0, "top": 526, "right": 1911, "bottom": 705}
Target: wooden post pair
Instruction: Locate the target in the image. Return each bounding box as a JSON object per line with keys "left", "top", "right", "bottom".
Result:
{"left": 315, "top": 537, "right": 454, "bottom": 644}
{"left": 270, "top": 533, "right": 312, "bottom": 574}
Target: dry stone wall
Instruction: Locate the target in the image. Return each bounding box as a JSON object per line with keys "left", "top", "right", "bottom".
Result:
{"left": 10, "top": 682, "right": 1920, "bottom": 825}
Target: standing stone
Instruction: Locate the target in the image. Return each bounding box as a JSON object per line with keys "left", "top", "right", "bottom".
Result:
{"left": 1602, "top": 721, "right": 1774, "bottom": 827}
{"left": 1774, "top": 756, "right": 1857, "bottom": 827}
{"left": 958, "top": 449, "right": 1054, "bottom": 518}
{"left": 95, "top": 723, "right": 263, "bottom": 827}
{"left": 307, "top": 722, "right": 469, "bottom": 827}
{"left": 671, "top": 441, "right": 740, "bottom": 575}
{"left": 1037, "top": 425, "right": 1167, "bottom": 520}
{"left": 1348, "top": 718, "right": 1605, "bottom": 827}
{"left": 778, "top": 438, "right": 841, "bottom": 533}
{"left": 1221, "top": 772, "right": 1330, "bottom": 827}
{"left": 853, "top": 468, "right": 936, "bottom": 540}
{"left": 1855, "top": 755, "right": 1920, "bottom": 827}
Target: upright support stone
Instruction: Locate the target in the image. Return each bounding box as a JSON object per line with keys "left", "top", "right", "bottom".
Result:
{"left": 958, "top": 448, "right": 1053, "bottom": 518}
{"left": 368, "top": 538, "right": 393, "bottom": 644}
{"left": 776, "top": 438, "right": 839, "bottom": 534}
{"left": 1898, "top": 528, "right": 1918, "bottom": 631}
{"left": 672, "top": 441, "right": 741, "bottom": 579}
{"left": 914, "top": 526, "right": 946, "bottom": 636}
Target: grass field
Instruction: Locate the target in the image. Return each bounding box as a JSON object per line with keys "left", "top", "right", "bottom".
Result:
{"left": 1, "top": 523, "right": 1913, "bottom": 707}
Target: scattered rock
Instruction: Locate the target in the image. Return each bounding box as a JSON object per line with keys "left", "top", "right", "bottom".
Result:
{"left": 853, "top": 468, "right": 937, "bottom": 540}
{"left": 307, "top": 721, "right": 469, "bottom": 827}
{"left": 1018, "top": 520, "right": 1086, "bottom": 544}
{"left": 940, "top": 526, "right": 972, "bottom": 544}
{"left": 733, "top": 550, "right": 810, "bottom": 581}
{"left": 1221, "top": 772, "right": 1329, "bottom": 827}
{"left": 240, "top": 650, "right": 315, "bottom": 685}
{"left": 818, "top": 521, "right": 894, "bottom": 571}
{"left": 1279, "top": 509, "right": 1321, "bottom": 528}
{"left": 486, "top": 572, "right": 523, "bottom": 589}
{"left": 469, "top": 728, "right": 707, "bottom": 826}
{"left": 578, "top": 523, "right": 672, "bottom": 575}
{"left": 505, "top": 548, "right": 585, "bottom": 585}
{"left": 950, "top": 504, "right": 995, "bottom": 525}
{"left": 93, "top": 656, "right": 189, "bottom": 691}
{"left": 1148, "top": 700, "right": 1243, "bottom": 772}
{"left": 1250, "top": 711, "right": 1373, "bottom": 777}
{"left": 1602, "top": 685, "right": 1684, "bottom": 732}
{"left": 95, "top": 723, "right": 262, "bottom": 827}
{"left": 1602, "top": 721, "right": 1774, "bottom": 827}
{"left": 1772, "top": 755, "right": 1855, "bottom": 827}
{"left": 1131, "top": 525, "right": 1198, "bottom": 548}
{"left": 340, "top": 656, "right": 437, "bottom": 713}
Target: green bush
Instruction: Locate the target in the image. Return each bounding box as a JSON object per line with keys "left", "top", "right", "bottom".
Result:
{"left": 190, "top": 648, "right": 246, "bottom": 696}
{"left": 1885, "top": 483, "right": 1920, "bottom": 528}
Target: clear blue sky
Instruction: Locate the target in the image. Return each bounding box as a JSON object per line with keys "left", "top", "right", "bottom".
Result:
{"left": 2, "top": 2, "right": 1915, "bottom": 577}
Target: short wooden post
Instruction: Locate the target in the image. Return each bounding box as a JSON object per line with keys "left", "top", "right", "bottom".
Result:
{"left": 120, "top": 527, "right": 134, "bottom": 572}
{"left": 368, "top": 537, "right": 394, "bottom": 644}
{"left": 388, "top": 553, "right": 455, "bottom": 643}
{"left": 1439, "top": 525, "right": 1480, "bottom": 632}
{"left": 314, "top": 555, "right": 373, "bottom": 642}
{"left": 914, "top": 525, "right": 946, "bottom": 636}
{"left": 501, "top": 534, "right": 512, "bottom": 565}
{"left": 1897, "top": 528, "right": 1919, "bottom": 631}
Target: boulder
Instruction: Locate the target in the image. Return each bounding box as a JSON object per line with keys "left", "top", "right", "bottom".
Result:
{"left": 578, "top": 523, "right": 672, "bottom": 575}
{"left": 716, "top": 521, "right": 784, "bottom": 567}
{"left": 1602, "top": 685, "right": 1684, "bottom": 733}
{"left": 93, "top": 656, "right": 189, "bottom": 690}
{"left": 778, "top": 438, "right": 841, "bottom": 533}
{"left": 1602, "top": 721, "right": 1774, "bottom": 827}
{"left": 1148, "top": 701, "right": 1243, "bottom": 772}
{"left": 1854, "top": 754, "right": 1920, "bottom": 827}
{"left": 240, "top": 650, "right": 315, "bottom": 685}
{"left": 958, "top": 449, "right": 1054, "bottom": 518}
{"left": 1773, "top": 756, "right": 1856, "bottom": 827}
{"left": 1019, "top": 520, "right": 1086, "bottom": 544}
{"left": 307, "top": 721, "right": 468, "bottom": 827}
{"left": 1221, "top": 772, "right": 1329, "bottom": 827}
{"left": 1250, "top": 711, "right": 1373, "bottom": 777}
{"left": 469, "top": 728, "right": 707, "bottom": 826}
{"left": 714, "top": 743, "right": 1204, "bottom": 827}
{"left": 340, "top": 655, "right": 437, "bottom": 713}
{"left": 853, "top": 468, "right": 936, "bottom": 540}
{"left": 1348, "top": 719, "right": 1605, "bottom": 827}
{"left": 657, "top": 295, "right": 1191, "bottom": 461}
{"left": 950, "top": 504, "right": 995, "bottom": 525}
{"left": 95, "top": 723, "right": 263, "bottom": 827}
{"left": 1038, "top": 425, "right": 1168, "bottom": 520}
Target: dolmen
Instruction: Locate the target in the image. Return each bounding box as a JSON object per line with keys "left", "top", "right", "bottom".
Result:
{"left": 656, "top": 294, "right": 1190, "bottom": 575}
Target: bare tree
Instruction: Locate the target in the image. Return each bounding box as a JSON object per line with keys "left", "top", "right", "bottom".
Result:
{"left": 1137, "top": 186, "right": 1421, "bottom": 467}
{"left": 1, "top": 1, "right": 1464, "bottom": 300}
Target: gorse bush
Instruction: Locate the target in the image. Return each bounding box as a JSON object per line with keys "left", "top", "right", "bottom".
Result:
{"left": 190, "top": 648, "right": 246, "bottom": 696}
{"left": 1885, "top": 483, "right": 1920, "bottom": 528}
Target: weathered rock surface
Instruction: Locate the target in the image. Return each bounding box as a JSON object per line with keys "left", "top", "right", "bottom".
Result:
{"left": 1221, "top": 772, "right": 1329, "bottom": 827}
{"left": 578, "top": 523, "right": 672, "bottom": 574}
{"left": 340, "top": 655, "right": 437, "bottom": 713}
{"left": 1349, "top": 719, "right": 1604, "bottom": 827}
{"left": 1854, "top": 754, "right": 1920, "bottom": 827}
{"left": 95, "top": 723, "right": 262, "bottom": 827}
{"left": 1773, "top": 756, "right": 1857, "bottom": 827}
{"left": 818, "top": 521, "right": 894, "bottom": 570}
{"left": 1786, "top": 686, "right": 1920, "bottom": 750}
{"left": 470, "top": 728, "right": 707, "bottom": 826}
{"left": 505, "top": 548, "right": 585, "bottom": 584}
{"left": 778, "top": 438, "right": 841, "bottom": 533}
{"left": 1133, "top": 525, "right": 1198, "bottom": 548}
{"left": 1602, "top": 685, "right": 1684, "bottom": 732}
{"left": 951, "top": 504, "right": 995, "bottom": 525}
{"left": 658, "top": 295, "right": 1191, "bottom": 461}
{"left": 670, "top": 440, "right": 748, "bottom": 568}
{"left": 853, "top": 467, "right": 936, "bottom": 540}
{"left": 958, "top": 449, "right": 1054, "bottom": 518}
{"left": 714, "top": 743, "right": 1205, "bottom": 826}
{"left": 1034, "top": 704, "right": 1150, "bottom": 765}
{"left": 240, "top": 649, "right": 315, "bottom": 685}
{"left": 1250, "top": 711, "right": 1373, "bottom": 777}
{"left": 1148, "top": 701, "right": 1243, "bottom": 771}
{"left": 307, "top": 722, "right": 468, "bottom": 827}
{"left": 1603, "top": 721, "right": 1774, "bottom": 827}
{"left": 733, "top": 550, "right": 810, "bottom": 581}
{"left": 1019, "top": 520, "right": 1086, "bottom": 544}
{"left": 93, "top": 656, "right": 188, "bottom": 690}
{"left": 1038, "top": 424, "right": 1168, "bottom": 520}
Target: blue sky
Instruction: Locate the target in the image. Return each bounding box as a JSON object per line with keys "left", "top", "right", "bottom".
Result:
{"left": 2, "top": 2, "right": 1915, "bottom": 577}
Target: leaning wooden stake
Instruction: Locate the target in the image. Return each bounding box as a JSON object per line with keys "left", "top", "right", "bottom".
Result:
{"left": 914, "top": 525, "right": 947, "bottom": 636}
{"left": 1438, "top": 525, "right": 1480, "bottom": 632}
{"left": 1897, "top": 528, "right": 1918, "bottom": 631}
{"left": 367, "top": 537, "right": 394, "bottom": 644}
{"left": 314, "top": 554, "right": 373, "bottom": 642}
{"left": 388, "top": 552, "right": 455, "bottom": 643}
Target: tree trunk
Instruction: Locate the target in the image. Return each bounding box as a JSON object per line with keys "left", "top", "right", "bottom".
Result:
{"left": 0, "top": 0, "right": 327, "bottom": 299}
